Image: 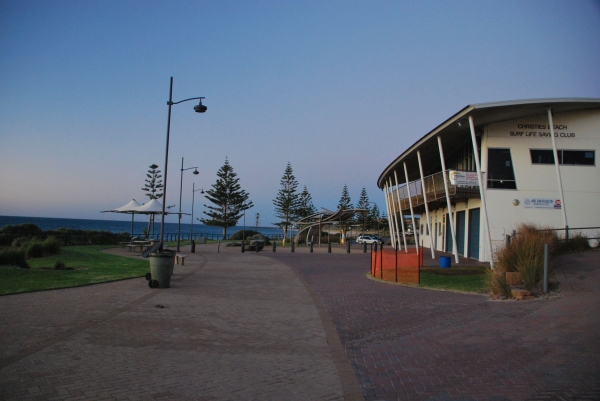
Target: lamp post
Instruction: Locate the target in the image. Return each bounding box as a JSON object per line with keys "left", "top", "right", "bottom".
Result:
{"left": 158, "top": 76, "right": 206, "bottom": 251}
{"left": 177, "top": 157, "right": 199, "bottom": 252}
{"left": 190, "top": 183, "right": 204, "bottom": 240}
{"left": 241, "top": 202, "right": 253, "bottom": 244}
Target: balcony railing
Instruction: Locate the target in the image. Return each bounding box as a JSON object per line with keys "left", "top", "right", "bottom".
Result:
{"left": 388, "top": 170, "right": 480, "bottom": 211}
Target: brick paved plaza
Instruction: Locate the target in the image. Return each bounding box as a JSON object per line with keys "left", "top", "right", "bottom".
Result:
{"left": 1, "top": 244, "right": 598, "bottom": 400}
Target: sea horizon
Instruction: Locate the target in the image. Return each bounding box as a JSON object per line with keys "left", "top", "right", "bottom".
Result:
{"left": 0, "top": 215, "right": 283, "bottom": 238}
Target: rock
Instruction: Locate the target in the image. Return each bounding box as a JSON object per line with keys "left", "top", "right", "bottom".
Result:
{"left": 511, "top": 289, "right": 531, "bottom": 300}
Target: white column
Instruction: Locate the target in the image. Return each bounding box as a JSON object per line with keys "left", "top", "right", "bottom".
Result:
{"left": 387, "top": 179, "right": 400, "bottom": 249}
{"left": 469, "top": 116, "right": 494, "bottom": 267}
{"left": 417, "top": 150, "right": 435, "bottom": 258}
{"left": 438, "top": 136, "right": 459, "bottom": 263}
{"left": 403, "top": 162, "right": 419, "bottom": 254}
{"left": 547, "top": 108, "right": 568, "bottom": 229}
{"left": 383, "top": 184, "right": 396, "bottom": 248}
{"left": 393, "top": 172, "right": 409, "bottom": 252}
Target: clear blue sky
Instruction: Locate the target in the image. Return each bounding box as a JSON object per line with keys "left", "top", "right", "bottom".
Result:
{"left": 1, "top": 0, "right": 599, "bottom": 226}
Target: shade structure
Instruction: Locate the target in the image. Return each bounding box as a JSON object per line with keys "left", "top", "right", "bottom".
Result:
{"left": 101, "top": 199, "right": 142, "bottom": 240}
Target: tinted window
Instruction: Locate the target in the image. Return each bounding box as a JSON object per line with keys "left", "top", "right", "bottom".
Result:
{"left": 562, "top": 150, "right": 595, "bottom": 165}
{"left": 488, "top": 148, "right": 517, "bottom": 189}
{"left": 530, "top": 149, "right": 595, "bottom": 166}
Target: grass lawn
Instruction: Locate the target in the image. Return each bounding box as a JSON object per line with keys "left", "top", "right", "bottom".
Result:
{"left": 419, "top": 267, "right": 489, "bottom": 293}
{"left": 0, "top": 246, "right": 149, "bottom": 295}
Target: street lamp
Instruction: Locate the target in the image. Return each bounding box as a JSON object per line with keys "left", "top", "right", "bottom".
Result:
{"left": 190, "top": 183, "right": 204, "bottom": 240}
{"left": 177, "top": 157, "right": 199, "bottom": 252}
{"left": 158, "top": 77, "right": 206, "bottom": 251}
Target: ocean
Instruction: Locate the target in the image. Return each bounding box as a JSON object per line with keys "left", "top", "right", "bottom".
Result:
{"left": 0, "top": 215, "right": 283, "bottom": 240}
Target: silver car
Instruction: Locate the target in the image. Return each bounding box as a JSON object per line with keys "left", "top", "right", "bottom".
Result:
{"left": 356, "top": 234, "right": 384, "bottom": 244}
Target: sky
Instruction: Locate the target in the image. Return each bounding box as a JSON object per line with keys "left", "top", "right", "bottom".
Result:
{"left": 1, "top": 0, "right": 599, "bottom": 227}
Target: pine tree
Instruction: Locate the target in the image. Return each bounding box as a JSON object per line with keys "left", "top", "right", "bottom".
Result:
{"left": 338, "top": 184, "right": 353, "bottom": 210}
{"left": 141, "top": 164, "right": 163, "bottom": 200}
{"left": 141, "top": 164, "right": 163, "bottom": 238}
{"left": 297, "top": 185, "right": 317, "bottom": 219}
{"left": 200, "top": 158, "right": 252, "bottom": 238}
{"left": 369, "top": 203, "right": 381, "bottom": 231}
{"left": 273, "top": 162, "right": 300, "bottom": 246}
{"left": 356, "top": 187, "right": 370, "bottom": 231}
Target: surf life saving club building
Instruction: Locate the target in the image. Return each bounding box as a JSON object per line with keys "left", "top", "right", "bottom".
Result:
{"left": 377, "top": 98, "right": 600, "bottom": 266}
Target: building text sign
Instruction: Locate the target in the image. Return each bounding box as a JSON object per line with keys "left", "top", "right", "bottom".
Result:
{"left": 523, "top": 198, "right": 562, "bottom": 209}
{"left": 509, "top": 123, "right": 576, "bottom": 138}
{"left": 449, "top": 170, "right": 479, "bottom": 187}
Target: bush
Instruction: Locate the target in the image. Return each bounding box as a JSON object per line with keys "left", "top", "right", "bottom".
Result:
{"left": 11, "top": 236, "right": 36, "bottom": 249}
{"left": 0, "top": 250, "right": 29, "bottom": 268}
{"left": 555, "top": 233, "right": 591, "bottom": 254}
{"left": 53, "top": 260, "right": 72, "bottom": 270}
{"left": 485, "top": 267, "right": 512, "bottom": 298}
{"left": 42, "top": 236, "right": 62, "bottom": 256}
{"left": 494, "top": 223, "right": 558, "bottom": 290}
{"left": 26, "top": 241, "right": 45, "bottom": 258}
{"left": 229, "top": 230, "right": 260, "bottom": 241}
{"left": 0, "top": 224, "right": 43, "bottom": 246}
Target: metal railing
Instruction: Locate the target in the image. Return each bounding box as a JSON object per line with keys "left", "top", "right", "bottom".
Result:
{"left": 389, "top": 170, "right": 480, "bottom": 211}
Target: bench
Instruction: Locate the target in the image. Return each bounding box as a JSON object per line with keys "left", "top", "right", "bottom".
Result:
{"left": 175, "top": 254, "right": 187, "bottom": 266}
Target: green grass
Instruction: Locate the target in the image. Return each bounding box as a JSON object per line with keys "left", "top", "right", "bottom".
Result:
{"left": 419, "top": 267, "right": 488, "bottom": 293}
{"left": 0, "top": 246, "right": 149, "bottom": 295}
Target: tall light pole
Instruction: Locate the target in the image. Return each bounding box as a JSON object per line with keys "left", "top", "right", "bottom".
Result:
{"left": 177, "top": 157, "right": 199, "bottom": 252}
{"left": 190, "top": 183, "right": 204, "bottom": 240}
{"left": 159, "top": 77, "right": 206, "bottom": 251}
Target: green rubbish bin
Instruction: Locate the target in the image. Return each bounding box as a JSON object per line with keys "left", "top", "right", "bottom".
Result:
{"left": 148, "top": 250, "right": 176, "bottom": 288}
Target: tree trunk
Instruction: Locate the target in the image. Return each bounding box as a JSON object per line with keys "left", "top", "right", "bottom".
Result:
{"left": 282, "top": 225, "right": 287, "bottom": 247}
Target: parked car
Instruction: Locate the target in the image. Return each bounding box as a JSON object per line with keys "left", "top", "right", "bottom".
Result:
{"left": 356, "top": 234, "right": 384, "bottom": 244}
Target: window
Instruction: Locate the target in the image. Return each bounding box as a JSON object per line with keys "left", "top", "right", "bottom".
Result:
{"left": 530, "top": 149, "right": 595, "bottom": 166}
{"left": 487, "top": 148, "right": 517, "bottom": 189}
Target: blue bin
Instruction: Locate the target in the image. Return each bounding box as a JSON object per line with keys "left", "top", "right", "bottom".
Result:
{"left": 439, "top": 256, "right": 452, "bottom": 268}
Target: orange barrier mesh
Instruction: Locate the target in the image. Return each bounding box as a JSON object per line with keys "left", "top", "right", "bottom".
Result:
{"left": 371, "top": 246, "right": 422, "bottom": 284}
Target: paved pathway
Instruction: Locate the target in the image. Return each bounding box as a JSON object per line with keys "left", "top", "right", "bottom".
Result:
{"left": 266, "top": 246, "right": 600, "bottom": 400}
{"left": 0, "top": 245, "right": 354, "bottom": 400}
{"left": 1, "top": 243, "right": 598, "bottom": 400}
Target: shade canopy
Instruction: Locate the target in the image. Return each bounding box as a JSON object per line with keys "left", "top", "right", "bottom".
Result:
{"left": 130, "top": 199, "right": 190, "bottom": 215}
{"left": 102, "top": 199, "right": 141, "bottom": 213}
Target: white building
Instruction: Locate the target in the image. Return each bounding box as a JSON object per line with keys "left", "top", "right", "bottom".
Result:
{"left": 377, "top": 98, "right": 600, "bottom": 265}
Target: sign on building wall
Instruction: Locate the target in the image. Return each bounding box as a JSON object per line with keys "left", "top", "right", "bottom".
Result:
{"left": 523, "top": 198, "right": 562, "bottom": 209}
{"left": 449, "top": 170, "right": 479, "bottom": 186}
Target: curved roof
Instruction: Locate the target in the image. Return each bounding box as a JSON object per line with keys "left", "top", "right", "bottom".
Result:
{"left": 377, "top": 98, "right": 600, "bottom": 188}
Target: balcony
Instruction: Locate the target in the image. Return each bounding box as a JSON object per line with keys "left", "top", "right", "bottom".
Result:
{"left": 388, "top": 170, "right": 480, "bottom": 212}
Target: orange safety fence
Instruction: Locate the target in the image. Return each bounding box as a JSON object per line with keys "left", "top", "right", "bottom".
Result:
{"left": 371, "top": 246, "right": 423, "bottom": 284}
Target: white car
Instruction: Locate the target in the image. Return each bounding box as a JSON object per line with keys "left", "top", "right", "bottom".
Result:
{"left": 356, "top": 235, "right": 384, "bottom": 244}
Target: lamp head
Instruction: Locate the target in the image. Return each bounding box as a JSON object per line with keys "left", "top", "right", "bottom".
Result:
{"left": 194, "top": 98, "right": 207, "bottom": 113}
{"left": 193, "top": 169, "right": 199, "bottom": 175}
{"left": 201, "top": 190, "right": 204, "bottom": 194}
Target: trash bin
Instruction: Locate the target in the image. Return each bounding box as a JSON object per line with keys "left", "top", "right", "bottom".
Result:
{"left": 148, "top": 250, "right": 176, "bottom": 288}
{"left": 439, "top": 256, "right": 452, "bottom": 268}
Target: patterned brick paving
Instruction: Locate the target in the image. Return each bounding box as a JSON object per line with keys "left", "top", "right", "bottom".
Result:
{"left": 0, "top": 246, "right": 346, "bottom": 400}
{"left": 1, "top": 243, "right": 598, "bottom": 400}
{"left": 266, "top": 247, "right": 600, "bottom": 401}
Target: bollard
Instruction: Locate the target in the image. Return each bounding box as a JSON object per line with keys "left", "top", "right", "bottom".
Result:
{"left": 241, "top": 242, "right": 245, "bottom": 253}
{"left": 310, "top": 241, "right": 313, "bottom": 253}
{"left": 363, "top": 242, "right": 367, "bottom": 253}
{"left": 328, "top": 241, "right": 331, "bottom": 253}
{"left": 506, "top": 234, "right": 511, "bottom": 246}
{"left": 191, "top": 239, "right": 196, "bottom": 253}
{"left": 218, "top": 240, "right": 220, "bottom": 253}
{"left": 256, "top": 241, "right": 259, "bottom": 253}
{"left": 347, "top": 240, "right": 350, "bottom": 253}
{"left": 291, "top": 240, "right": 295, "bottom": 252}
{"left": 273, "top": 241, "right": 276, "bottom": 252}
{"left": 543, "top": 243, "right": 549, "bottom": 293}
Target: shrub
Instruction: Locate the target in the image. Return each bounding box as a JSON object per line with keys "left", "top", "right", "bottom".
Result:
{"left": 53, "top": 260, "right": 72, "bottom": 270}
{"left": 0, "top": 224, "right": 43, "bottom": 246}
{"left": 555, "top": 233, "right": 591, "bottom": 254}
{"left": 11, "top": 236, "right": 35, "bottom": 249}
{"left": 494, "top": 223, "right": 558, "bottom": 290}
{"left": 42, "top": 236, "right": 62, "bottom": 256}
{"left": 485, "top": 267, "right": 511, "bottom": 298}
{"left": 26, "top": 241, "right": 45, "bottom": 259}
{"left": 0, "top": 250, "right": 29, "bottom": 268}
{"left": 229, "top": 230, "right": 260, "bottom": 241}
